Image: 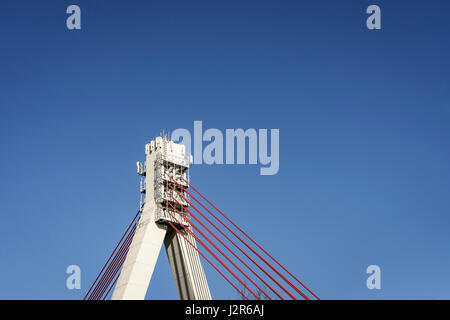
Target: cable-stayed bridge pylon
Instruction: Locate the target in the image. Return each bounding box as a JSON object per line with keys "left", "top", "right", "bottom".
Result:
{"left": 84, "top": 136, "right": 318, "bottom": 301}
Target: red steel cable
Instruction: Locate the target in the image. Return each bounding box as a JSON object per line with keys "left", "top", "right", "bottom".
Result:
{"left": 166, "top": 198, "right": 270, "bottom": 300}
{"left": 90, "top": 225, "right": 136, "bottom": 300}
{"left": 168, "top": 175, "right": 309, "bottom": 300}
{"left": 88, "top": 226, "right": 136, "bottom": 300}
{"left": 163, "top": 205, "right": 258, "bottom": 299}
{"left": 177, "top": 178, "right": 307, "bottom": 300}
{"left": 93, "top": 214, "right": 142, "bottom": 300}
{"left": 166, "top": 194, "right": 275, "bottom": 300}
{"left": 164, "top": 219, "right": 248, "bottom": 300}
{"left": 92, "top": 225, "right": 136, "bottom": 300}
{"left": 89, "top": 227, "right": 134, "bottom": 300}
{"left": 167, "top": 182, "right": 292, "bottom": 300}
{"left": 84, "top": 211, "right": 140, "bottom": 300}
{"left": 100, "top": 230, "right": 135, "bottom": 299}
{"left": 94, "top": 226, "right": 136, "bottom": 300}
{"left": 166, "top": 187, "right": 284, "bottom": 300}
{"left": 100, "top": 229, "right": 135, "bottom": 300}
{"left": 103, "top": 272, "right": 120, "bottom": 300}
{"left": 185, "top": 179, "right": 319, "bottom": 300}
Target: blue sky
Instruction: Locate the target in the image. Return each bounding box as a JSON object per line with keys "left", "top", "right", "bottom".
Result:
{"left": 0, "top": 0, "right": 449, "bottom": 299}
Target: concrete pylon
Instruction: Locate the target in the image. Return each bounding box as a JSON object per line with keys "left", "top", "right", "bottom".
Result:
{"left": 111, "top": 137, "right": 211, "bottom": 300}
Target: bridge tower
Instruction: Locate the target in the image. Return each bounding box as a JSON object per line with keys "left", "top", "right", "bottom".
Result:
{"left": 112, "top": 136, "right": 211, "bottom": 300}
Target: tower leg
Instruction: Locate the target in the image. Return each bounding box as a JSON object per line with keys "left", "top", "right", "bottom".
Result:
{"left": 164, "top": 228, "right": 212, "bottom": 300}
{"left": 111, "top": 208, "right": 167, "bottom": 300}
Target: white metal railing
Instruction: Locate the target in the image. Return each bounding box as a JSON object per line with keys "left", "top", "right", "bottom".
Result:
{"left": 157, "top": 153, "right": 189, "bottom": 168}
{"left": 140, "top": 178, "right": 146, "bottom": 193}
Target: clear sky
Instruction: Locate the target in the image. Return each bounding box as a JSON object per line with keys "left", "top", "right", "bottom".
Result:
{"left": 0, "top": 0, "right": 449, "bottom": 299}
